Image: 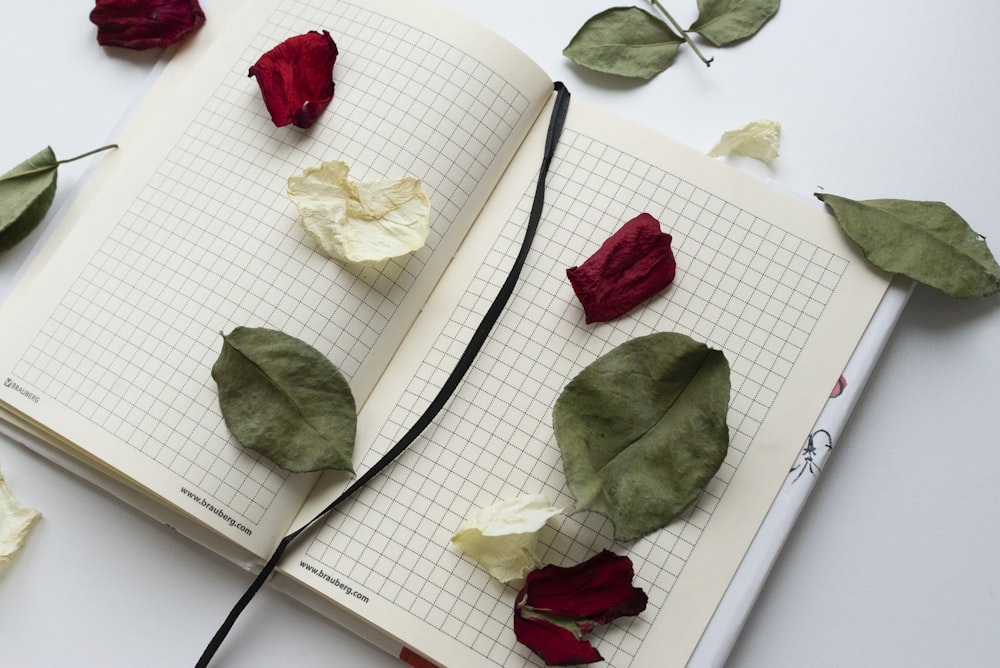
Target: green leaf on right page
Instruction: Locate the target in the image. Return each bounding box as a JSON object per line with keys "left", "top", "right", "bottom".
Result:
{"left": 212, "top": 327, "right": 357, "bottom": 473}
{"left": 0, "top": 147, "right": 58, "bottom": 251}
{"left": 563, "top": 7, "right": 683, "bottom": 79}
{"left": 553, "top": 332, "right": 730, "bottom": 542}
{"left": 689, "top": 0, "right": 781, "bottom": 47}
{"left": 816, "top": 193, "right": 1000, "bottom": 298}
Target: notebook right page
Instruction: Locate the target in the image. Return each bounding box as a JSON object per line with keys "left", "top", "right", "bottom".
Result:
{"left": 285, "top": 97, "right": 891, "bottom": 667}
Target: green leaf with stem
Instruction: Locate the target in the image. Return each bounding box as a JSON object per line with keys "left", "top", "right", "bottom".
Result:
{"left": 563, "top": 7, "right": 685, "bottom": 79}
{"left": 648, "top": 0, "right": 714, "bottom": 66}
{"left": 817, "top": 192, "right": 1000, "bottom": 298}
{"left": 689, "top": 0, "right": 781, "bottom": 47}
{"left": 0, "top": 144, "right": 117, "bottom": 251}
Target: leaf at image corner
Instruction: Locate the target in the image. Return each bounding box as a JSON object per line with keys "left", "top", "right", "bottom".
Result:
{"left": 689, "top": 0, "right": 781, "bottom": 47}
{"left": 816, "top": 193, "right": 1000, "bottom": 298}
{"left": 552, "top": 332, "right": 730, "bottom": 542}
{"left": 0, "top": 147, "right": 58, "bottom": 252}
{"left": 563, "top": 7, "right": 683, "bottom": 80}
{"left": 212, "top": 327, "right": 357, "bottom": 473}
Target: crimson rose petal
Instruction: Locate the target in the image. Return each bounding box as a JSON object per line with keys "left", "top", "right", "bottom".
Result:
{"left": 89, "top": 0, "right": 205, "bottom": 50}
{"left": 567, "top": 212, "right": 676, "bottom": 323}
{"left": 514, "top": 550, "right": 647, "bottom": 665}
{"left": 520, "top": 550, "right": 648, "bottom": 621}
{"left": 249, "top": 30, "right": 338, "bottom": 129}
{"left": 513, "top": 612, "right": 603, "bottom": 665}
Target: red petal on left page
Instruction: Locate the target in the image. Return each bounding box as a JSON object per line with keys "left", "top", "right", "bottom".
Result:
{"left": 249, "top": 30, "right": 338, "bottom": 129}
{"left": 567, "top": 212, "right": 676, "bottom": 324}
{"left": 89, "top": 0, "right": 205, "bottom": 50}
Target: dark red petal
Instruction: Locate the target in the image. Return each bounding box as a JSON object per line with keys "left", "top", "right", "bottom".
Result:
{"left": 567, "top": 213, "right": 676, "bottom": 323}
{"left": 513, "top": 609, "right": 603, "bottom": 665}
{"left": 89, "top": 0, "right": 205, "bottom": 50}
{"left": 521, "top": 550, "right": 648, "bottom": 622}
{"left": 248, "top": 30, "right": 338, "bottom": 129}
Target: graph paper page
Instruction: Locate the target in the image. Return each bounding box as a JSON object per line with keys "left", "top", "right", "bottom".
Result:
{"left": 0, "top": 0, "right": 551, "bottom": 556}
{"left": 284, "top": 98, "right": 891, "bottom": 666}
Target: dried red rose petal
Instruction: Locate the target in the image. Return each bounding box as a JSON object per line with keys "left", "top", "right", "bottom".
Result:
{"left": 513, "top": 614, "right": 602, "bottom": 666}
{"left": 567, "top": 212, "right": 676, "bottom": 324}
{"left": 89, "top": 0, "right": 205, "bottom": 50}
{"left": 249, "top": 30, "right": 338, "bottom": 129}
{"left": 514, "top": 550, "right": 647, "bottom": 665}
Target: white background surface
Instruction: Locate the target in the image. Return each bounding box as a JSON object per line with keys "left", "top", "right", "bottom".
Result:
{"left": 1, "top": 1, "right": 998, "bottom": 666}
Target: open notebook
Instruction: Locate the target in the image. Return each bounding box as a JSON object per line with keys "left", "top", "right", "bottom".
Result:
{"left": 0, "top": 0, "right": 898, "bottom": 666}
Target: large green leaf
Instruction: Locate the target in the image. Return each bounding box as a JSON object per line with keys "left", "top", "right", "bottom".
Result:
{"left": 689, "top": 0, "right": 780, "bottom": 47}
{"left": 0, "top": 147, "right": 58, "bottom": 251}
{"left": 553, "top": 332, "right": 730, "bottom": 541}
{"left": 563, "top": 7, "right": 683, "bottom": 80}
{"left": 817, "top": 193, "right": 1000, "bottom": 298}
{"left": 212, "top": 327, "right": 357, "bottom": 473}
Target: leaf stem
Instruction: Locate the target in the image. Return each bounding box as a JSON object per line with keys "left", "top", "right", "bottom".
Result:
{"left": 0, "top": 144, "right": 118, "bottom": 183}
{"left": 648, "top": 0, "right": 713, "bottom": 67}
{"left": 56, "top": 143, "right": 119, "bottom": 166}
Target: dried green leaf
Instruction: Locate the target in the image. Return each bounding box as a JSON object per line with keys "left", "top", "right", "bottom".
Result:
{"left": 689, "top": 0, "right": 780, "bottom": 47}
{"left": 563, "top": 7, "right": 683, "bottom": 79}
{"left": 212, "top": 327, "right": 357, "bottom": 473}
{"left": 1, "top": 144, "right": 118, "bottom": 252}
{"left": 708, "top": 119, "right": 781, "bottom": 162}
{"left": 816, "top": 193, "right": 1000, "bottom": 298}
{"left": 0, "top": 147, "right": 58, "bottom": 252}
{"left": 553, "top": 332, "right": 730, "bottom": 541}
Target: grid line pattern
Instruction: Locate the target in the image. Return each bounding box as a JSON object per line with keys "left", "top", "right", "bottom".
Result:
{"left": 10, "top": 2, "right": 531, "bottom": 525}
{"left": 303, "top": 128, "right": 848, "bottom": 666}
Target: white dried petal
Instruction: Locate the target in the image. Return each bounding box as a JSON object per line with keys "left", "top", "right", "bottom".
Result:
{"left": 287, "top": 160, "right": 430, "bottom": 264}
{"left": 0, "top": 469, "right": 41, "bottom": 563}
{"left": 451, "top": 494, "right": 563, "bottom": 584}
{"left": 709, "top": 119, "right": 781, "bottom": 163}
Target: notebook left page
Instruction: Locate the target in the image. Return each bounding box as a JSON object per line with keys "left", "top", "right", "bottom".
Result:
{"left": 0, "top": 0, "right": 551, "bottom": 556}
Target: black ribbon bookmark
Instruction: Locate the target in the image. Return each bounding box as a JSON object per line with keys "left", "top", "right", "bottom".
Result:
{"left": 196, "top": 82, "right": 570, "bottom": 667}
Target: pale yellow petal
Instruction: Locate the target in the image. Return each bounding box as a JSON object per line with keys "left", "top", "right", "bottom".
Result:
{"left": 452, "top": 528, "right": 541, "bottom": 584}
{"left": 0, "top": 471, "right": 41, "bottom": 563}
{"left": 709, "top": 119, "right": 781, "bottom": 163}
{"left": 451, "top": 494, "right": 563, "bottom": 584}
{"left": 287, "top": 160, "right": 430, "bottom": 264}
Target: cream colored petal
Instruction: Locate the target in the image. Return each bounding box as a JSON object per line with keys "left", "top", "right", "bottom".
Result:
{"left": 451, "top": 494, "right": 563, "bottom": 584}
{"left": 0, "top": 470, "right": 41, "bottom": 563}
{"left": 287, "top": 160, "right": 430, "bottom": 264}
{"left": 452, "top": 529, "right": 541, "bottom": 584}
{"left": 709, "top": 119, "right": 781, "bottom": 163}
{"left": 468, "top": 494, "right": 564, "bottom": 535}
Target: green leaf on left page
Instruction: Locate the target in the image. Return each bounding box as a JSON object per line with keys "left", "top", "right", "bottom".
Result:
{"left": 816, "top": 193, "right": 1000, "bottom": 298}
{"left": 689, "top": 0, "right": 781, "bottom": 47}
{"left": 563, "top": 7, "right": 683, "bottom": 79}
{"left": 0, "top": 147, "right": 59, "bottom": 252}
{"left": 553, "top": 332, "right": 730, "bottom": 542}
{"left": 212, "top": 327, "right": 357, "bottom": 473}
